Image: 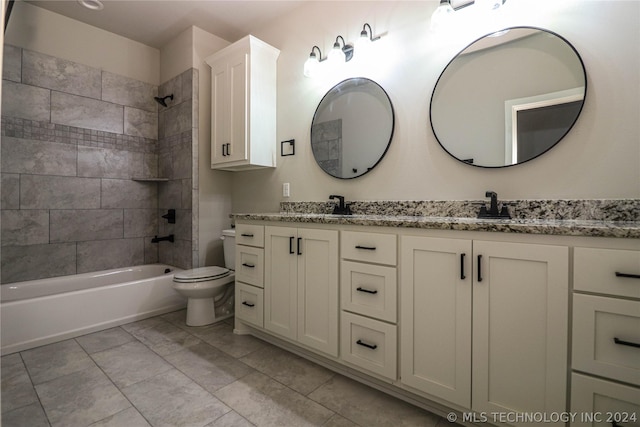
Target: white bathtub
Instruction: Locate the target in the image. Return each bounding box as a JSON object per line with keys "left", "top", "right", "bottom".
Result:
{"left": 1, "top": 264, "right": 186, "bottom": 355}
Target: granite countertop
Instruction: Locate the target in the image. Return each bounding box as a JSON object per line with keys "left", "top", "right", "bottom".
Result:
{"left": 232, "top": 199, "right": 640, "bottom": 239}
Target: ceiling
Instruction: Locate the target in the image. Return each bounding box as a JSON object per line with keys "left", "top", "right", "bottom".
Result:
{"left": 23, "top": 0, "right": 310, "bottom": 48}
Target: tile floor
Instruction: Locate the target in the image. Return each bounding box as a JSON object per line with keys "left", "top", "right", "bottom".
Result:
{"left": 1, "top": 310, "right": 449, "bottom": 427}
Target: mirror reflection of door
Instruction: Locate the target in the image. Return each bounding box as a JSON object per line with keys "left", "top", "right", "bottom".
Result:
{"left": 515, "top": 100, "right": 583, "bottom": 163}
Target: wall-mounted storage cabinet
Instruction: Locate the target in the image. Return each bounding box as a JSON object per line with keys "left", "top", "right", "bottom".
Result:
{"left": 205, "top": 35, "right": 279, "bottom": 171}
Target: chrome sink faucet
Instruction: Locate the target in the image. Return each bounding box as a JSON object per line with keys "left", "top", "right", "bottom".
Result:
{"left": 477, "top": 191, "right": 511, "bottom": 219}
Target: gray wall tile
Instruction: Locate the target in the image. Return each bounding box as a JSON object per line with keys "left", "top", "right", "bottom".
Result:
{"left": 172, "top": 136, "right": 192, "bottom": 180}
{"left": 78, "top": 146, "right": 144, "bottom": 179}
{"left": 1, "top": 210, "right": 49, "bottom": 246}
{"left": 3, "top": 44, "right": 22, "bottom": 82}
{"left": 50, "top": 209, "right": 124, "bottom": 243}
{"left": 102, "top": 71, "right": 158, "bottom": 112}
{"left": 101, "top": 179, "right": 157, "bottom": 209}
{"left": 1, "top": 243, "right": 76, "bottom": 284}
{"left": 181, "top": 179, "right": 192, "bottom": 209}
{"left": 124, "top": 107, "right": 158, "bottom": 140}
{"left": 180, "top": 69, "right": 194, "bottom": 103}
{"left": 51, "top": 92, "right": 123, "bottom": 134}
{"left": 144, "top": 239, "right": 159, "bottom": 264}
{"left": 2, "top": 173, "right": 20, "bottom": 209}
{"left": 159, "top": 101, "right": 191, "bottom": 139}
{"left": 124, "top": 209, "right": 157, "bottom": 238}
{"left": 172, "top": 238, "right": 192, "bottom": 270}
{"left": 158, "top": 152, "right": 172, "bottom": 180}
{"left": 158, "top": 180, "right": 181, "bottom": 210}
{"left": 20, "top": 175, "right": 101, "bottom": 209}
{"left": 2, "top": 136, "right": 77, "bottom": 176}
{"left": 143, "top": 153, "right": 158, "bottom": 179}
{"left": 22, "top": 50, "right": 101, "bottom": 99}
{"left": 77, "top": 238, "right": 144, "bottom": 273}
{"left": 159, "top": 74, "right": 183, "bottom": 106}
{"left": 2, "top": 81, "right": 50, "bottom": 121}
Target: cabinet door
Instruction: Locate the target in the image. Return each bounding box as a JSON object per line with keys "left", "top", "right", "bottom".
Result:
{"left": 297, "top": 229, "right": 339, "bottom": 357}
{"left": 400, "top": 236, "right": 472, "bottom": 408}
{"left": 472, "top": 241, "right": 568, "bottom": 421}
{"left": 264, "top": 226, "right": 297, "bottom": 340}
{"left": 226, "top": 52, "right": 248, "bottom": 163}
{"left": 210, "top": 60, "right": 229, "bottom": 165}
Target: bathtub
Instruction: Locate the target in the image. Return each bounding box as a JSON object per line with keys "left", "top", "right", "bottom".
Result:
{"left": 1, "top": 264, "right": 186, "bottom": 355}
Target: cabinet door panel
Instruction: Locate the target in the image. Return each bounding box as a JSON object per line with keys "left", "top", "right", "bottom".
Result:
{"left": 400, "top": 236, "right": 472, "bottom": 408}
{"left": 210, "top": 62, "right": 228, "bottom": 165}
{"left": 264, "top": 226, "right": 297, "bottom": 340}
{"left": 472, "top": 241, "right": 568, "bottom": 421}
{"left": 297, "top": 229, "right": 339, "bottom": 357}
{"left": 227, "top": 53, "right": 248, "bottom": 162}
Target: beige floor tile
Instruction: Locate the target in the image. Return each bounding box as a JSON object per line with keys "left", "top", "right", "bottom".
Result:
{"left": 128, "top": 320, "right": 203, "bottom": 356}
{"left": 214, "top": 371, "right": 334, "bottom": 427}
{"left": 240, "top": 344, "right": 334, "bottom": 395}
{"left": 88, "top": 407, "right": 151, "bottom": 427}
{"left": 1, "top": 401, "right": 49, "bottom": 427}
{"left": 76, "top": 327, "right": 135, "bottom": 354}
{"left": 205, "top": 410, "right": 255, "bottom": 427}
{"left": 122, "top": 368, "right": 231, "bottom": 427}
{"left": 193, "top": 322, "right": 267, "bottom": 358}
{"left": 1, "top": 353, "right": 39, "bottom": 413}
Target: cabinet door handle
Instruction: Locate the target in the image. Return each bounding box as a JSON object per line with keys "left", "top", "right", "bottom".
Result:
{"left": 477, "top": 255, "right": 483, "bottom": 282}
{"left": 289, "top": 237, "right": 295, "bottom": 254}
{"left": 241, "top": 233, "right": 254, "bottom": 237}
{"left": 356, "top": 287, "right": 378, "bottom": 294}
{"left": 615, "top": 272, "right": 640, "bottom": 279}
{"left": 297, "top": 237, "right": 302, "bottom": 255}
{"left": 460, "top": 253, "right": 466, "bottom": 280}
{"left": 226, "top": 143, "right": 231, "bottom": 156}
{"left": 355, "top": 245, "right": 376, "bottom": 250}
{"left": 242, "top": 301, "right": 255, "bottom": 307}
{"left": 613, "top": 337, "right": 640, "bottom": 348}
{"left": 356, "top": 339, "right": 378, "bottom": 350}
{"left": 222, "top": 144, "right": 227, "bottom": 156}
{"left": 242, "top": 263, "right": 255, "bottom": 268}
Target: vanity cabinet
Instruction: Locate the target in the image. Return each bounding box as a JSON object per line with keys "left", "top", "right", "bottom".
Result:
{"left": 400, "top": 236, "right": 569, "bottom": 419}
{"left": 205, "top": 35, "right": 279, "bottom": 171}
{"left": 570, "top": 247, "right": 640, "bottom": 426}
{"left": 234, "top": 224, "right": 265, "bottom": 328}
{"left": 340, "top": 231, "right": 398, "bottom": 380}
{"left": 264, "top": 226, "right": 339, "bottom": 357}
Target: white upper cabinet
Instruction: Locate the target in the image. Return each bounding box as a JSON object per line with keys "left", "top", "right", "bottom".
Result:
{"left": 205, "top": 35, "right": 279, "bottom": 171}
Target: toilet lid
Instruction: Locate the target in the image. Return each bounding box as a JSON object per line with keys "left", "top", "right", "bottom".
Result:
{"left": 173, "top": 266, "right": 231, "bottom": 283}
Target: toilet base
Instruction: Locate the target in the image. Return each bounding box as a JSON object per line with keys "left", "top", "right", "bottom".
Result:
{"left": 186, "top": 297, "right": 218, "bottom": 326}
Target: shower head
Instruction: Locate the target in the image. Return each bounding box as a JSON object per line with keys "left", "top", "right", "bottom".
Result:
{"left": 154, "top": 94, "right": 173, "bottom": 107}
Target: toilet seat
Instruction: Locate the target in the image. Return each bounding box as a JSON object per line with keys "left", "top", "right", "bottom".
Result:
{"left": 173, "top": 266, "right": 231, "bottom": 283}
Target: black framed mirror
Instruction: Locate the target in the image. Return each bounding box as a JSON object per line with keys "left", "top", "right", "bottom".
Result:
{"left": 311, "top": 78, "right": 394, "bottom": 179}
{"left": 430, "top": 27, "right": 587, "bottom": 168}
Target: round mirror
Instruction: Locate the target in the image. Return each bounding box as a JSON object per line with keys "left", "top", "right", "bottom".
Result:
{"left": 311, "top": 78, "right": 394, "bottom": 179}
{"left": 430, "top": 27, "right": 586, "bottom": 168}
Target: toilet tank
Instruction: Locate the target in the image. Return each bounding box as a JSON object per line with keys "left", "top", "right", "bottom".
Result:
{"left": 221, "top": 229, "right": 236, "bottom": 270}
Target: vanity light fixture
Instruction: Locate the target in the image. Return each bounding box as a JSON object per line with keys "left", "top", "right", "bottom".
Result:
{"left": 303, "top": 45, "right": 324, "bottom": 78}
{"left": 430, "top": 0, "right": 455, "bottom": 31}
{"left": 328, "top": 35, "right": 353, "bottom": 65}
{"left": 355, "top": 23, "right": 381, "bottom": 59}
{"left": 430, "top": 0, "right": 507, "bottom": 31}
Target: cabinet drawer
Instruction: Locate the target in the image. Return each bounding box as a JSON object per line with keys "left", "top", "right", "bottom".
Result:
{"left": 574, "top": 247, "right": 640, "bottom": 299}
{"left": 235, "top": 246, "right": 264, "bottom": 288}
{"left": 340, "top": 311, "right": 397, "bottom": 380}
{"left": 573, "top": 294, "right": 640, "bottom": 386}
{"left": 571, "top": 373, "right": 640, "bottom": 427}
{"left": 341, "top": 231, "right": 397, "bottom": 266}
{"left": 235, "top": 283, "right": 263, "bottom": 328}
{"left": 341, "top": 261, "right": 397, "bottom": 323}
{"left": 235, "top": 224, "right": 265, "bottom": 247}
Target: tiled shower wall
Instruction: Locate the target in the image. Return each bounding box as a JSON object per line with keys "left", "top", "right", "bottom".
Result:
{"left": 0, "top": 45, "right": 197, "bottom": 283}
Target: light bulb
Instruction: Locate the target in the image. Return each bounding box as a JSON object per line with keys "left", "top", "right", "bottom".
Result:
{"left": 303, "top": 53, "right": 319, "bottom": 78}
{"left": 328, "top": 43, "right": 346, "bottom": 66}
{"left": 355, "top": 32, "right": 373, "bottom": 60}
{"left": 430, "top": 0, "right": 455, "bottom": 32}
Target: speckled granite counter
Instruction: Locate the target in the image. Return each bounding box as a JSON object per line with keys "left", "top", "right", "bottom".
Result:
{"left": 232, "top": 199, "right": 640, "bottom": 239}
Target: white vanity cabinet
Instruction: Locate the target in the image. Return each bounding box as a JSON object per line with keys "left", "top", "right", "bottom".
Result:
{"left": 264, "top": 226, "right": 339, "bottom": 357}
{"left": 205, "top": 35, "right": 279, "bottom": 171}
{"left": 340, "top": 231, "right": 398, "bottom": 380}
{"left": 570, "top": 247, "right": 640, "bottom": 426}
{"left": 234, "top": 224, "right": 265, "bottom": 328}
{"left": 400, "top": 236, "right": 569, "bottom": 420}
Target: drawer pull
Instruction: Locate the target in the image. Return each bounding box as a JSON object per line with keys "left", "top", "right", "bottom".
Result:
{"left": 356, "top": 287, "right": 378, "bottom": 295}
{"left": 356, "top": 339, "right": 378, "bottom": 350}
{"left": 615, "top": 272, "right": 640, "bottom": 279}
{"left": 355, "top": 245, "right": 376, "bottom": 251}
{"left": 240, "top": 233, "right": 254, "bottom": 237}
{"left": 242, "top": 263, "right": 255, "bottom": 268}
{"left": 242, "top": 301, "right": 255, "bottom": 308}
{"left": 614, "top": 337, "right": 640, "bottom": 348}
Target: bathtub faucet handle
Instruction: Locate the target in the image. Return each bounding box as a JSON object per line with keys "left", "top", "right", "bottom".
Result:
{"left": 151, "top": 234, "right": 174, "bottom": 243}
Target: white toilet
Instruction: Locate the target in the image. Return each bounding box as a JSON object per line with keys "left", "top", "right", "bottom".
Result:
{"left": 173, "top": 229, "right": 236, "bottom": 326}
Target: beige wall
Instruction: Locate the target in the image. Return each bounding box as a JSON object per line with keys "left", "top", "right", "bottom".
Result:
{"left": 231, "top": 0, "right": 640, "bottom": 213}
{"left": 4, "top": 2, "right": 159, "bottom": 85}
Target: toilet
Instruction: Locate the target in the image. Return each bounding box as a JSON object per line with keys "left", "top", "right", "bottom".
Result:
{"left": 173, "top": 229, "right": 236, "bottom": 326}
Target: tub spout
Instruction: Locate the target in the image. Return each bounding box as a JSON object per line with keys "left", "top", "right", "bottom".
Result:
{"left": 151, "top": 234, "right": 174, "bottom": 243}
